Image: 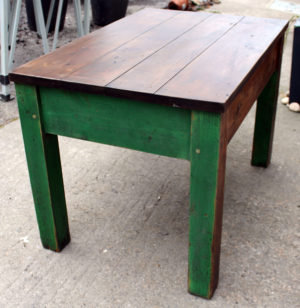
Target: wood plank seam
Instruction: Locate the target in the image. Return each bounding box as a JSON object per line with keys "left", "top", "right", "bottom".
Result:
{"left": 62, "top": 12, "right": 183, "bottom": 79}
{"left": 10, "top": 8, "right": 179, "bottom": 79}
{"left": 155, "top": 17, "right": 288, "bottom": 108}
{"left": 154, "top": 16, "right": 244, "bottom": 94}
{"left": 16, "top": 8, "right": 168, "bottom": 70}
{"left": 106, "top": 13, "right": 213, "bottom": 87}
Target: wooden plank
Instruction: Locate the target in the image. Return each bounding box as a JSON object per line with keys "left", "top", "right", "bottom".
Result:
{"left": 10, "top": 10, "right": 289, "bottom": 113}
{"left": 188, "top": 111, "right": 227, "bottom": 298}
{"left": 157, "top": 16, "right": 288, "bottom": 109}
{"left": 225, "top": 37, "right": 282, "bottom": 142}
{"left": 15, "top": 84, "right": 70, "bottom": 252}
{"left": 109, "top": 14, "right": 242, "bottom": 93}
{"left": 39, "top": 87, "right": 191, "bottom": 160}
{"left": 70, "top": 11, "right": 212, "bottom": 85}
{"left": 11, "top": 8, "right": 179, "bottom": 80}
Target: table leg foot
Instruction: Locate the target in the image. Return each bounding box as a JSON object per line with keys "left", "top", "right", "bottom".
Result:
{"left": 188, "top": 111, "right": 226, "bottom": 298}
{"left": 16, "top": 84, "right": 70, "bottom": 252}
{"left": 251, "top": 71, "right": 280, "bottom": 168}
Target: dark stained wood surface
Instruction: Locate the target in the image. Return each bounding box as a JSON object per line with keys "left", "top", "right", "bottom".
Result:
{"left": 225, "top": 37, "right": 283, "bottom": 142}
{"left": 70, "top": 12, "right": 212, "bottom": 85}
{"left": 108, "top": 14, "right": 242, "bottom": 92}
{"left": 10, "top": 8, "right": 288, "bottom": 112}
{"left": 13, "top": 8, "right": 180, "bottom": 79}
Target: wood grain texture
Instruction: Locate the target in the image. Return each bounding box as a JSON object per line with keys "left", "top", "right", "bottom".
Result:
{"left": 156, "top": 16, "right": 288, "bottom": 108}
{"left": 12, "top": 8, "right": 179, "bottom": 79}
{"left": 188, "top": 111, "right": 227, "bottom": 298}
{"left": 15, "top": 84, "right": 70, "bottom": 252}
{"left": 225, "top": 37, "right": 282, "bottom": 142}
{"left": 10, "top": 9, "right": 288, "bottom": 113}
{"left": 39, "top": 87, "right": 191, "bottom": 159}
{"left": 71, "top": 12, "right": 212, "bottom": 85}
{"left": 109, "top": 14, "right": 241, "bottom": 93}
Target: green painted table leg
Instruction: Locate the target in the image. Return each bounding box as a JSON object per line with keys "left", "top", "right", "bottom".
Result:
{"left": 251, "top": 71, "right": 280, "bottom": 167}
{"left": 188, "top": 111, "right": 227, "bottom": 298}
{"left": 15, "top": 84, "right": 70, "bottom": 252}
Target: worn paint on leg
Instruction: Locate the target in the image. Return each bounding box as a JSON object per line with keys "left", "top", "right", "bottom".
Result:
{"left": 251, "top": 71, "right": 280, "bottom": 167}
{"left": 15, "top": 84, "right": 70, "bottom": 251}
{"left": 188, "top": 110, "right": 227, "bottom": 298}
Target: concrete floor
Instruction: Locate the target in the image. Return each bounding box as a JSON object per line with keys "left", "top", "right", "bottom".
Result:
{"left": 0, "top": 0, "right": 299, "bottom": 307}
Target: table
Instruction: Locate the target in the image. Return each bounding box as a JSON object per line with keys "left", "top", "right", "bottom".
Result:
{"left": 10, "top": 8, "right": 288, "bottom": 298}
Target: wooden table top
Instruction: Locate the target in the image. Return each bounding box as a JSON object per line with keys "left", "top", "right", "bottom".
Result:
{"left": 10, "top": 8, "right": 288, "bottom": 112}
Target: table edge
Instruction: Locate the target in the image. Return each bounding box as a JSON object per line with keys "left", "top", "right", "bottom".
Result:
{"left": 10, "top": 14, "right": 289, "bottom": 114}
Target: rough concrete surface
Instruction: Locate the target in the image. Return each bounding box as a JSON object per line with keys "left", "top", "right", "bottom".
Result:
{"left": 0, "top": 0, "right": 299, "bottom": 307}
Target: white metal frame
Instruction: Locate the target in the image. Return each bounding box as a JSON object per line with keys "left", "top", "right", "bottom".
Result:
{"left": 0, "top": 0, "right": 91, "bottom": 101}
{"left": 0, "top": 0, "right": 22, "bottom": 101}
